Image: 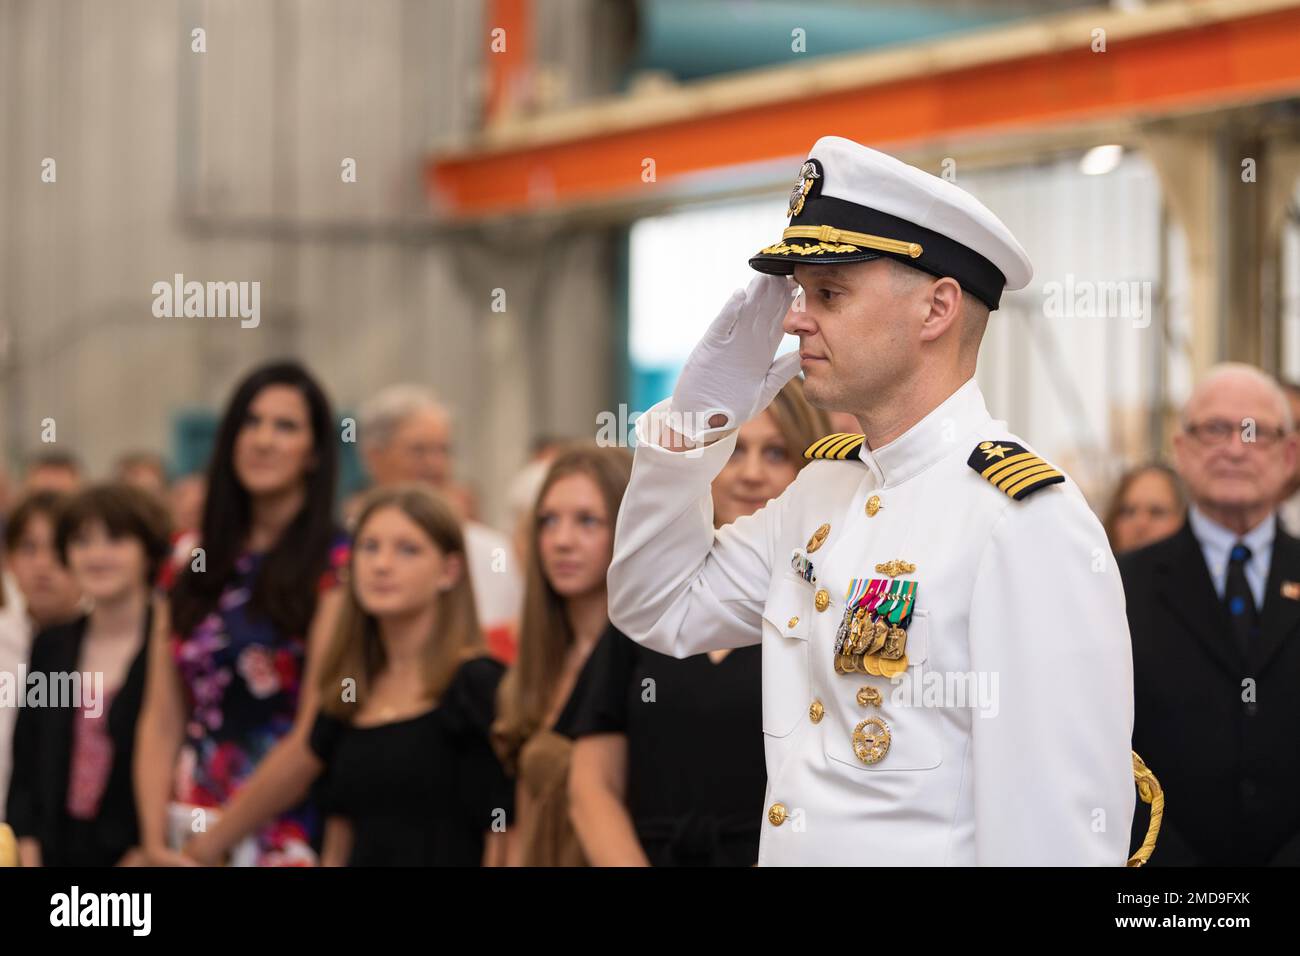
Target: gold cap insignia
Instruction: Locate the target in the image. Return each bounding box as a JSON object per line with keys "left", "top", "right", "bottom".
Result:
{"left": 787, "top": 160, "right": 820, "bottom": 218}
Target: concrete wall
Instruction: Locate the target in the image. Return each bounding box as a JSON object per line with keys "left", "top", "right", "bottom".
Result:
{"left": 0, "top": 0, "right": 621, "bottom": 527}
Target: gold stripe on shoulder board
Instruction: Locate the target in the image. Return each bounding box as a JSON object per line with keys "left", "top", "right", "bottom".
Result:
{"left": 804, "top": 432, "right": 865, "bottom": 461}
{"left": 967, "top": 440, "right": 1064, "bottom": 500}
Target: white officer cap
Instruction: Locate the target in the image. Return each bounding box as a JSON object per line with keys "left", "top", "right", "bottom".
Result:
{"left": 750, "top": 136, "right": 1033, "bottom": 310}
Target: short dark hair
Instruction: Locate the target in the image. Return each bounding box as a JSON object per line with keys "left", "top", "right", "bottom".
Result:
{"left": 4, "top": 490, "right": 71, "bottom": 552}
{"left": 24, "top": 450, "right": 82, "bottom": 475}
{"left": 55, "top": 483, "right": 173, "bottom": 584}
{"left": 115, "top": 451, "right": 168, "bottom": 480}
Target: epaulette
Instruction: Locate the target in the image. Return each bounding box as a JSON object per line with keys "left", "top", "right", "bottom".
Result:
{"left": 803, "top": 433, "right": 865, "bottom": 461}
{"left": 967, "top": 440, "right": 1064, "bottom": 500}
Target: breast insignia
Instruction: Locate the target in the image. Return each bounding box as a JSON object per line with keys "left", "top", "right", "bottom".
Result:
{"left": 967, "top": 440, "right": 1065, "bottom": 500}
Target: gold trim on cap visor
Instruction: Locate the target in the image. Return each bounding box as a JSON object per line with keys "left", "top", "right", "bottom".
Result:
{"left": 780, "top": 224, "right": 923, "bottom": 259}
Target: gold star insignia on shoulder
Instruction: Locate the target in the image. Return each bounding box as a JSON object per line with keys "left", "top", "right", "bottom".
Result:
{"left": 967, "top": 440, "right": 1065, "bottom": 500}
{"left": 804, "top": 432, "right": 865, "bottom": 461}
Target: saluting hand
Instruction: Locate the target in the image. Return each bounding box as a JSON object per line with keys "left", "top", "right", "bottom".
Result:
{"left": 666, "top": 273, "right": 802, "bottom": 446}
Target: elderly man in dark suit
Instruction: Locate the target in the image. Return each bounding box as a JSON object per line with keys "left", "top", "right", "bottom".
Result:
{"left": 1120, "top": 363, "right": 1300, "bottom": 865}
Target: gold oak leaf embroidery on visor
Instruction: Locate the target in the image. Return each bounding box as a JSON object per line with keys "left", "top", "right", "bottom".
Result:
{"left": 758, "top": 241, "right": 861, "bottom": 257}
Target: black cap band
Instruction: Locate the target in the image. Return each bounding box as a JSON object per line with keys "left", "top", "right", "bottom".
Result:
{"left": 750, "top": 193, "right": 1009, "bottom": 310}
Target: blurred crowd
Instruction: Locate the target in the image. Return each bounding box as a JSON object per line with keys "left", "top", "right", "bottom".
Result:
{"left": 1, "top": 357, "right": 1297, "bottom": 866}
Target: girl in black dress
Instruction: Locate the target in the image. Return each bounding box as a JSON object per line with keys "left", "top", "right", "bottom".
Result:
{"left": 310, "top": 484, "right": 511, "bottom": 866}
{"left": 568, "top": 378, "right": 830, "bottom": 866}
{"left": 6, "top": 484, "right": 171, "bottom": 866}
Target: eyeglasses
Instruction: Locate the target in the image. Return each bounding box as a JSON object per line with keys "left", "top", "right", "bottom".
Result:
{"left": 1184, "top": 418, "right": 1288, "bottom": 447}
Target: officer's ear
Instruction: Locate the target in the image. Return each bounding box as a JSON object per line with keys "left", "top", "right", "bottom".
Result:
{"left": 918, "top": 277, "right": 963, "bottom": 344}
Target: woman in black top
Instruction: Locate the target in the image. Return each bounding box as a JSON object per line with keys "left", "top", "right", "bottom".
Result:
{"left": 310, "top": 658, "right": 507, "bottom": 866}
{"left": 5, "top": 484, "right": 171, "bottom": 866}
{"left": 568, "top": 378, "right": 830, "bottom": 866}
{"left": 566, "top": 626, "right": 764, "bottom": 866}
{"left": 310, "top": 484, "right": 512, "bottom": 866}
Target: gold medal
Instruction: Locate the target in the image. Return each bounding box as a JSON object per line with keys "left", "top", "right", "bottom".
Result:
{"left": 849, "top": 607, "right": 871, "bottom": 654}
{"left": 865, "top": 619, "right": 888, "bottom": 655}
{"left": 862, "top": 653, "right": 882, "bottom": 677}
{"left": 851, "top": 716, "right": 891, "bottom": 764}
{"left": 881, "top": 625, "right": 907, "bottom": 661}
{"left": 878, "top": 654, "right": 908, "bottom": 678}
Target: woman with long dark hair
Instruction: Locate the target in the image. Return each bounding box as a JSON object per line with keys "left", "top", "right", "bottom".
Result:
{"left": 134, "top": 360, "right": 349, "bottom": 866}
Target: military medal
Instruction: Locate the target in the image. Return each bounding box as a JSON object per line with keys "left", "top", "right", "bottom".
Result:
{"left": 835, "top": 578, "right": 870, "bottom": 656}
{"left": 878, "top": 653, "right": 909, "bottom": 678}
{"left": 853, "top": 573, "right": 918, "bottom": 676}
{"left": 881, "top": 625, "right": 907, "bottom": 660}
{"left": 852, "top": 716, "right": 891, "bottom": 764}
{"left": 790, "top": 548, "right": 817, "bottom": 584}
{"left": 835, "top": 571, "right": 917, "bottom": 678}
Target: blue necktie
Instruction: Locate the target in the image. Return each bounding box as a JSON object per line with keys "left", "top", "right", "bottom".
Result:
{"left": 1225, "top": 542, "right": 1258, "bottom": 657}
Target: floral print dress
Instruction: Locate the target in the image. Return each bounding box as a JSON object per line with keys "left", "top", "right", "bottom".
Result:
{"left": 167, "top": 533, "right": 350, "bottom": 866}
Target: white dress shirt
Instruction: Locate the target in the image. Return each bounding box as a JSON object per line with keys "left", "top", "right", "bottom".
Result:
{"left": 1186, "top": 504, "right": 1274, "bottom": 610}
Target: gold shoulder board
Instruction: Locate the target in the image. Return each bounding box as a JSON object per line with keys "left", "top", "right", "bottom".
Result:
{"left": 803, "top": 433, "right": 865, "bottom": 461}
{"left": 967, "top": 440, "right": 1064, "bottom": 500}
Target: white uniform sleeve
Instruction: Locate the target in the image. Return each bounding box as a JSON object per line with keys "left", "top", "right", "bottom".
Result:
{"left": 967, "top": 486, "right": 1135, "bottom": 865}
{"left": 607, "top": 399, "right": 787, "bottom": 658}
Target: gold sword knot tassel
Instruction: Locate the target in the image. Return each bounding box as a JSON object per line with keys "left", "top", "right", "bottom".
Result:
{"left": 1127, "top": 751, "right": 1164, "bottom": 867}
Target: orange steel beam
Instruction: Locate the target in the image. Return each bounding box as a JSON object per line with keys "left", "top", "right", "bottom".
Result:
{"left": 429, "top": 3, "right": 1300, "bottom": 218}
{"left": 485, "top": 0, "right": 532, "bottom": 122}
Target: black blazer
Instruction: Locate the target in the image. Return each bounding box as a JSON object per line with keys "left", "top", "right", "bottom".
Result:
{"left": 1119, "top": 519, "right": 1300, "bottom": 865}
{"left": 4, "top": 612, "right": 150, "bottom": 866}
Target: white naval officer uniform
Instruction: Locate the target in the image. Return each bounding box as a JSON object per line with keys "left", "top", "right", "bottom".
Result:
{"left": 607, "top": 378, "right": 1135, "bottom": 865}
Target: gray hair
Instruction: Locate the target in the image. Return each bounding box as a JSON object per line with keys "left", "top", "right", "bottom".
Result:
{"left": 357, "top": 384, "right": 450, "bottom": 451}
{"left": 1182, "top": 362, "right": 1295, "bottom": 433}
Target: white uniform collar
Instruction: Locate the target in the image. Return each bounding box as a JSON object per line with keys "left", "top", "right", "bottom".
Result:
{"left": 856, "top": 377, "right": 990, "bottom": 487}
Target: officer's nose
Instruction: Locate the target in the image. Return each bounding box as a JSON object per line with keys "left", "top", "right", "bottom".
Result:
{"left": 782, "top": 290, "right": 816, "bottom": 337}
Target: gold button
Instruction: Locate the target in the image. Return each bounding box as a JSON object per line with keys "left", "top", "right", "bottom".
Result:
{"left": 857, "top": 686, "right": 883, "bottom": 708}
{"left": 809, "top": 699, "right": 825, "bottom": 723}
{"left": 865, "top": 495, "right": 882, "bottom": 517}
{"left": 768, "top": 802, "right": 788, "bottom": 826}
{"left": 786, "top": 616, "right": 799, "bottom": 629}
{"left": 814, "top": 588, "right": 830, "bottom": 612}
{"left": 806, "top": 522, "right": 831, "bottom": 553}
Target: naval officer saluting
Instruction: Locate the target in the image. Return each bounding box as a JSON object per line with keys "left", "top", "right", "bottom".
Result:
{"left": 607, "top": 136, "right": 1135, "bottom": 865}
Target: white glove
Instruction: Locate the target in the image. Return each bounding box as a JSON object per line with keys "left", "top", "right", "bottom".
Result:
{"left": 668, "top": 274, "right": 803, "bottom": 444}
